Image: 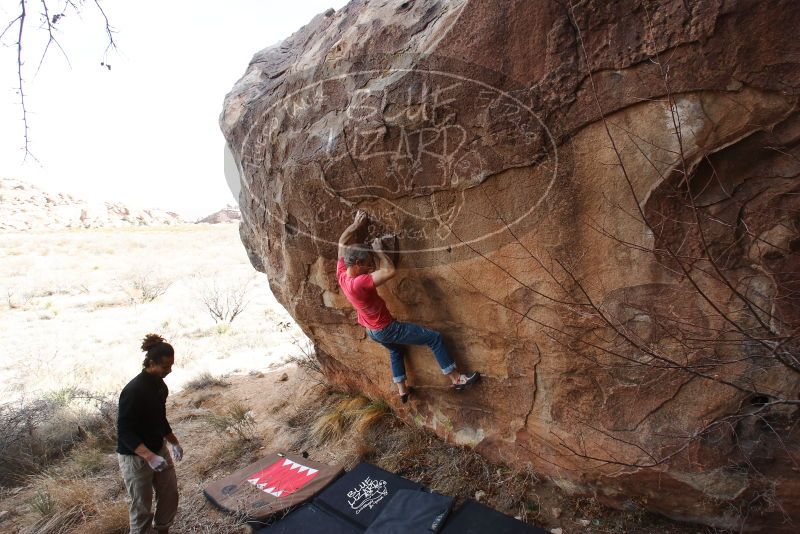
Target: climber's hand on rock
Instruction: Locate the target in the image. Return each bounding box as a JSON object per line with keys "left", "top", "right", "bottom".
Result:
{"left": 371, "top": 237, "right": 383, "bottom": 252}
{"left": 353, "top": 210, "right": 368, "bottom": 227}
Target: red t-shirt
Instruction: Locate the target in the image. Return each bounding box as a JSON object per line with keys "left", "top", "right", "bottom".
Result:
{"left": 337, "top": 257, "right": 394, "bottom": 330}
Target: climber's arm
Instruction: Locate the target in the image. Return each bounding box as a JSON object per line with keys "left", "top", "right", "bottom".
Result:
{"left": 370, "top": 238, "right": 396, "bottom": 287}
{"left": 338, "top": 210, "right": 368, "bottom": 259}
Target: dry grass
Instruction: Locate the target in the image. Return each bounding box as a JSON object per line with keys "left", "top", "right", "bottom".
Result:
{"left": 80, "top": 501, "right": 129, "bottom": 534}
{"left": 67, "top": 443, "right": 114, "bottom": 477}
{"left": 279, "top": 387, "right": 726, "bottom": 534}
{"left": 0, "top": 390, "right": 116, "bottom": 487}
{"left": 6, "top": 390, "right": 255, "bottom": 534}
{"left": 25, "top": 477, "right": 98, "bottom": 534}
{"left": 351, "top": 400, "right": 389, "bottom": 436}
{"left": 184, "top": 371, "right": 230, "bottom": 392}
{"left": 189, "top": 401, "right": 264, "bottom": 478}
{"left": 170, "top": 483, "right": 249, "bottom": 534}
{"left": 204, "top": 402, "right": 256, "bottom": 439}
{"left": 286, "top": 391, "right": 389, "bottom": 452}
{"left": 311, "top": 409, "right": 347, "bottom": 444}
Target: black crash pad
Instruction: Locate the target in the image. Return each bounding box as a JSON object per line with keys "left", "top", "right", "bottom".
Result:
{"left": 364, "top": 488, "right": 453, "bottom": 533}
{"left": 253, "top": 503, "right": 359, "bottom": 534}
{"left": 440, "top": 499, "right": 550, "bottom": 534}
{"left": 313, "top": 462, "right": 424, "bottom": 530}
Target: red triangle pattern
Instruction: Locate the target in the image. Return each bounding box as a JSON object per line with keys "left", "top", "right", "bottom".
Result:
{"left": 246, "top": 458, "right": 319, "bottom": 498}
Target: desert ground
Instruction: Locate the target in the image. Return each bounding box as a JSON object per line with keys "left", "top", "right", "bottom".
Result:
{"left": 0, "top": 223, "right": 306, "bottom": 400}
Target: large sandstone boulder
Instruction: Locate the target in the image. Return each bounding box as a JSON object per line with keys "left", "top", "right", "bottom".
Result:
{"left": 221, "top": 1, "right": 800, "bottom": 530}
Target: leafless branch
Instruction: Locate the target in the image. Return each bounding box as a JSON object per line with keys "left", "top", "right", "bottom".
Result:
{"left": 2, "top": 0, "right": 116, "bottom": 157}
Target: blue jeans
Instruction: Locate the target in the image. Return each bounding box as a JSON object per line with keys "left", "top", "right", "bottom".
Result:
{"left": 366, "top": 320, "right": 457, "bottom": 383}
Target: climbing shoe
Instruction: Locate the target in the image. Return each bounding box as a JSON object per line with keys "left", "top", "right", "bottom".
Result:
{"left": 399, "top": 386, "right": 414, "bottom": 404}
{"left": 452, "top": 372, "right": 481, "bottom": 391}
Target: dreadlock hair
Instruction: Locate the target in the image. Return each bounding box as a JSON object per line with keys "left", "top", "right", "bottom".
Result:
{"left": 141, "top": 333, "right": 174, "bottom": 369}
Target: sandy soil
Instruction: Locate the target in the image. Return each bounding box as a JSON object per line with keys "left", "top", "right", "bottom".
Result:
{"left": 0, "top": 224, "right": 307, "bottom": 401}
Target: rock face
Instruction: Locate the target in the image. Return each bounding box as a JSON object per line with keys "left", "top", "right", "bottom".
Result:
{"left": 221, "top": 1, "right": 800, "bottom": 530}
{"left": 196, "top": 205, "right": 241, "bottom": 224}
{"left": 0, "top": 178, "right": 183, "bottom": 230}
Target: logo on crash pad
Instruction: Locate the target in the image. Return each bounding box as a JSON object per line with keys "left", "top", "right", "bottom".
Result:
{"left": 347, "top": 476, "right": 388, "bottom": 514}
{"left": 246, "top": 458, "right": 319, "bottom": 498}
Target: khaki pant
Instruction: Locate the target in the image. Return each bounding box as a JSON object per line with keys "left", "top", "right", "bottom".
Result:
{"left": 118, "top": 443, "right": 178, "bottom": 534}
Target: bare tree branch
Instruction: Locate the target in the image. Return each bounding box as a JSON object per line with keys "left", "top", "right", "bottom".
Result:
{"left": 2, "top": 0, "right": 116, "bottom": 157}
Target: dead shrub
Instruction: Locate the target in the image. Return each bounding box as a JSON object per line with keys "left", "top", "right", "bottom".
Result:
{"left": 6, "top": 287, "right": 33, "bottom": 310}
{"left": 287, "top": 339, "right": 326, "bottom": 385}
{"left": 120, "top": 270, "right": 172, "bottom": 304}
{"left": 197, "top": 277, "right": 252, "bottom": 323}
{"left": 0, "top": 389, "right": 116, "bottom": 487}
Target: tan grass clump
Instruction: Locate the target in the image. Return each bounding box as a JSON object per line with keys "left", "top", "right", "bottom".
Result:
{"left": 304, "top": 394, "right": 387, "bottom": 446}
{"left": 351, "top": 401, "right": 389, "bottom": 436}
{"left": 337, "top": 395, "right": 369, "bottom": 414}
{"left": 283, "top": 391, "right": 390, "bottom": 460}
{"left": 311, "top": 410, "right": 347, "bottom": 444}
{"left": 80, "top": 500, "right": 129, "bottom": 534}
{"left": 26, "top": 477, "right": 97, "bottom": 534}
{"left": 184, "top": 371, "right": 230, "bottom": 392}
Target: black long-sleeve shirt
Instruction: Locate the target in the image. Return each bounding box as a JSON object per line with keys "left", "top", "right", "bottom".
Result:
{"left": 116, "top": 370, "right": 172, "bottom": 455}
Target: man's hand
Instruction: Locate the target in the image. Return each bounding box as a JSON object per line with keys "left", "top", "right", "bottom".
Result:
{"left": 370, "top": 236, "right": 396, "bottom": 287}
{"left": 146, "top": 454, "right": 168, "bottom": 472}
{"left": 353, "top": 210, "right": 368, "bottom": 228}
{"left": 170, "top": 443, "right": 184, "bottom": 462}
{"left": 339, "top": 210, "right": 369, "bottom": 259}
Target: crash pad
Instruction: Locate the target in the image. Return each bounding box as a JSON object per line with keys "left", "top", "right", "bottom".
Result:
{"left": 203, "top": 452, "right": 343, "bottom": 522}
{"left": 440, "top": 498, "right": 550, "bottom": 534}
{"left": 253, "top": 503, "right": 359, "bottom": 534}
{"left": 313, "top": 462, "right": 424, "bottom": 529}
{"left": 364, "top": 488, "right": 453, "bottom": 533}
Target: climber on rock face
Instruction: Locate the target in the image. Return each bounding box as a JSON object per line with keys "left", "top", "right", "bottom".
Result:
{"left": 336, "top": 210, "right": 480, "bottom": 403}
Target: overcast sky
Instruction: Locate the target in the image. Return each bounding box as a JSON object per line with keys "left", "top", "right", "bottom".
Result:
{"left": 0, "top": 0, "right": 348, "bottom": 218}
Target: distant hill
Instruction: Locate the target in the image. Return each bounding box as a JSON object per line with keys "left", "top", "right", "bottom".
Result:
{"left": 196, "top": 205, "right": 241, "bottom": 224}
{"left": 0, "top": 178, "right": 184, "bottom": 230}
